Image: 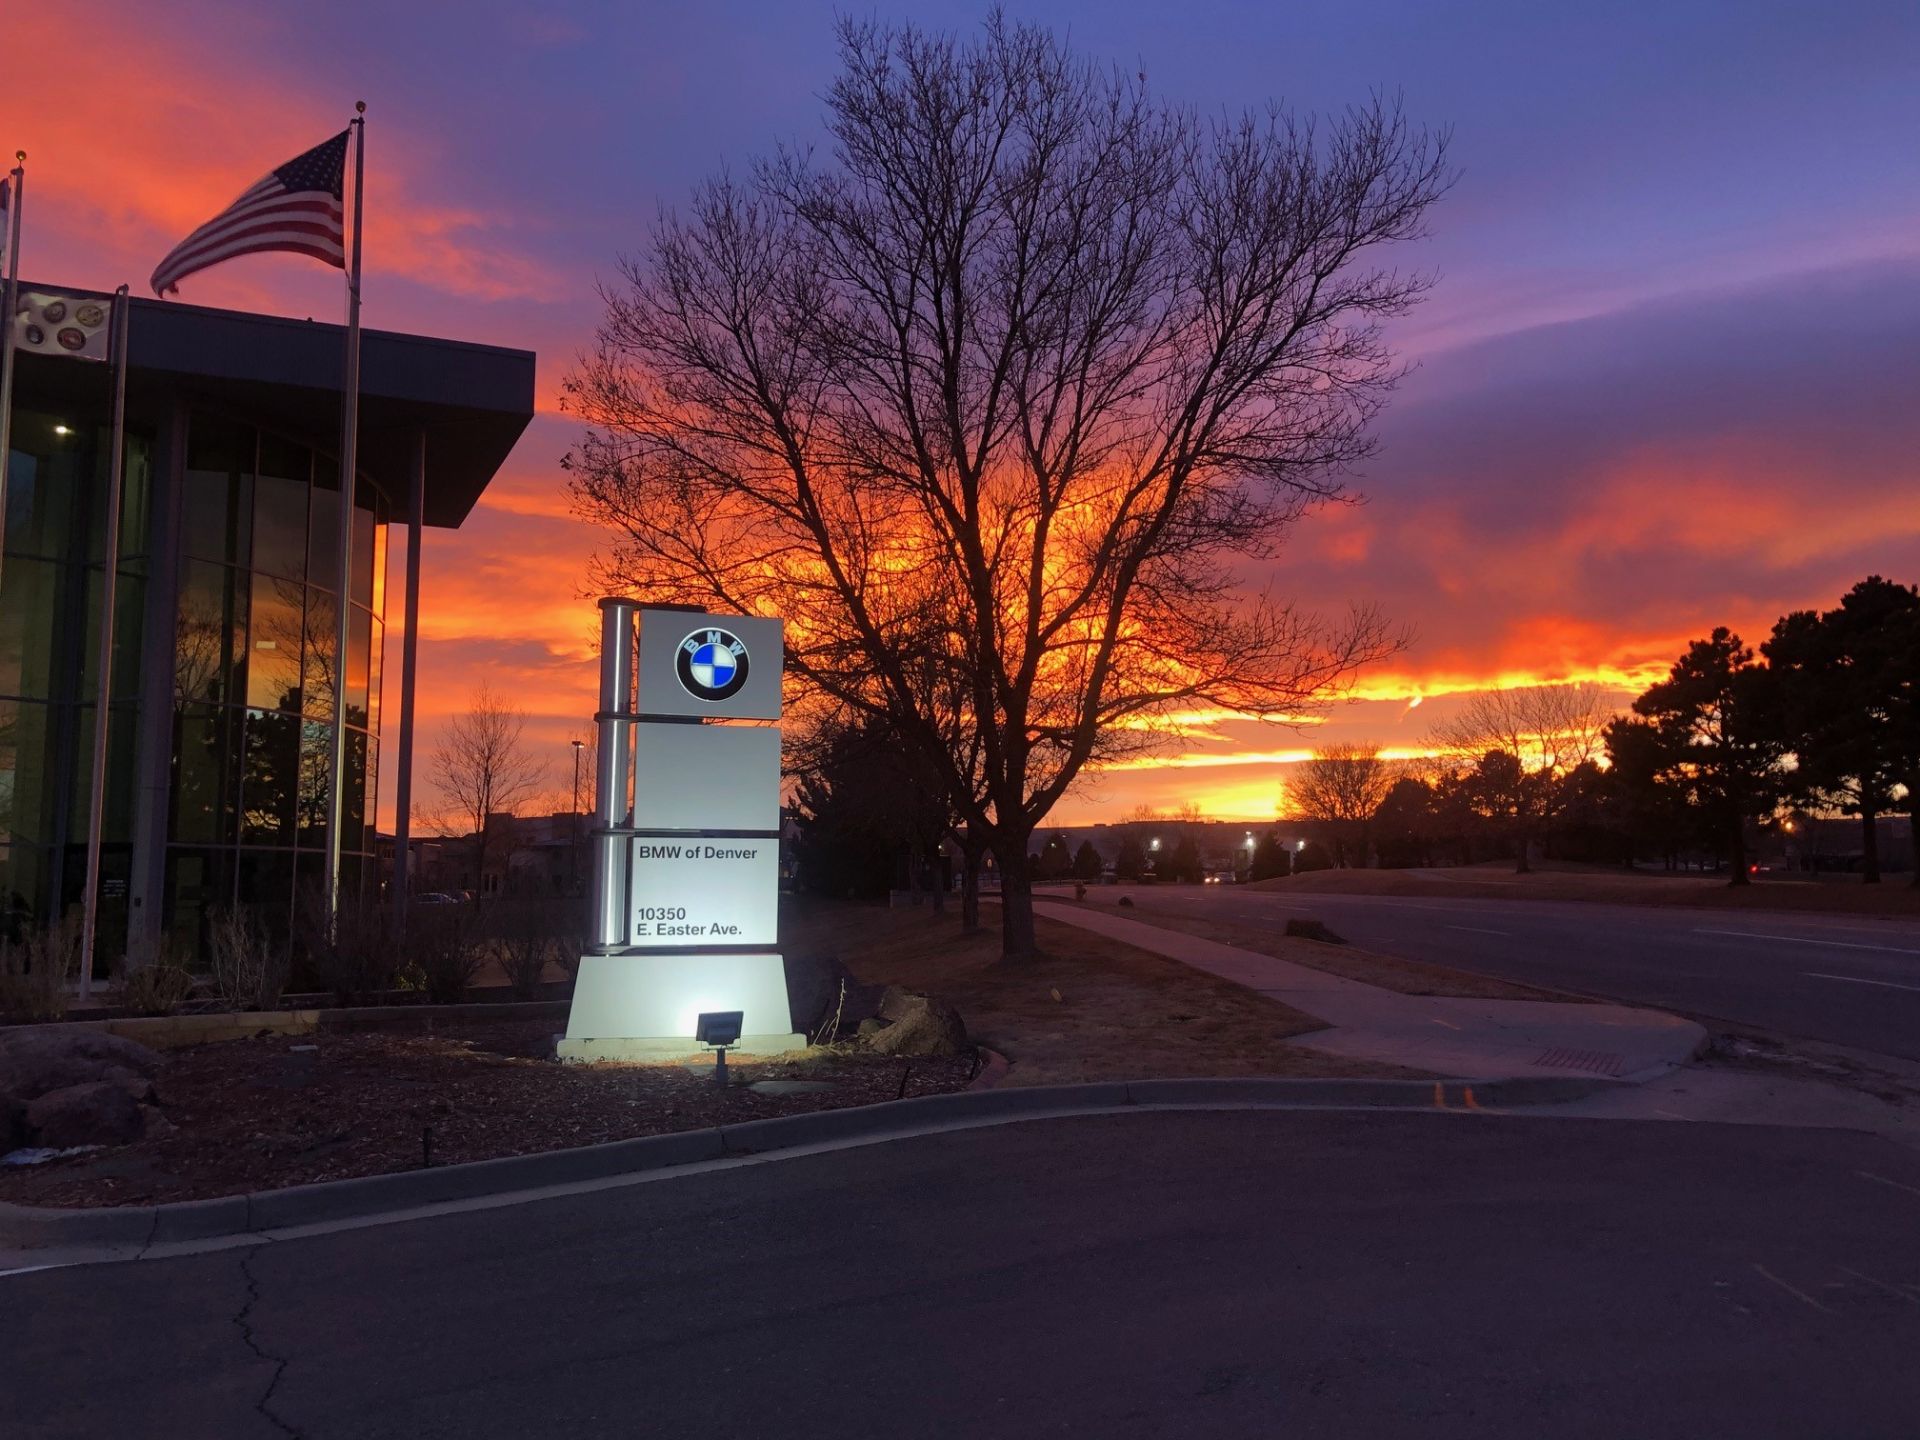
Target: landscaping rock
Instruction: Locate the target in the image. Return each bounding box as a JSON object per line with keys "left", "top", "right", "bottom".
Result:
{"left": 783, "top": 951, "right": 886, "bottom": 1040}
{"left": 862, "top": 987, "right": 967, "bottom": 1058}
{"left": 1284, "top": 917, "right": 1345, "bottom": 944}
{"left": 24, "top": 1081, "right": 145, "bottom": 1149}
{"left": 0, "top": 1029, "right": 163, "bottom": 1104}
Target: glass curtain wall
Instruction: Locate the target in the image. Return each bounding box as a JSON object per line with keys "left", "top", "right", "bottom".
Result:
{"left": 0, "top": 408, "right": 152, "bottom": 950}
{"left": 169, "top": 414, "right": 387, "bottom": 953}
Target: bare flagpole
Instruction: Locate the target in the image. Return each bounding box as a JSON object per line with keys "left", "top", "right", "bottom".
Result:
{"left": 325, "top": 104, "right": 366, "bottom": 919}
{"left": 0, "top": 151, "right": 26, "bottom": 586}
{"left": 79, "top": 284, "right": 132, "bottom": 995}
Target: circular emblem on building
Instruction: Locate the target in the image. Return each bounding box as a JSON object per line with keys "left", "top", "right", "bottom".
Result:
{"left": 676, "top": 627, "right": 750, "bottom": 702}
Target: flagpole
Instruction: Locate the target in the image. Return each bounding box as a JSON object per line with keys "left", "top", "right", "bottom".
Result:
{"left": 325, "top": 105, "right": 365, "bottom": 920}
{"left": 80, "top": 285, "right": 131, "bottom": 995}
{"left": 0, "top": 151, "right": 26, "bottom": 588}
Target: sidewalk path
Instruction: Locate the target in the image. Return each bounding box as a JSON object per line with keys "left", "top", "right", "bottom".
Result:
{"left": 1037, "top": 900, "right": 1707, "bottom": 1082}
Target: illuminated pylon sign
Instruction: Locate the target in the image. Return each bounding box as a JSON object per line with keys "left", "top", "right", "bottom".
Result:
{"left": 558, "top": 601, "right": 803, "bottom": 1060}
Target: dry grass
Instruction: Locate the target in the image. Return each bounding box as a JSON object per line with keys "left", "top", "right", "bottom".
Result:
{"left": 1251, "top": 864, "right": 1920, "bottom": 916}
{"left": 786, "top": 901, "right": 1433, "bottom": 1086}
{"left": 1087, "top": 900, "right": 1591, "bottom": 1003}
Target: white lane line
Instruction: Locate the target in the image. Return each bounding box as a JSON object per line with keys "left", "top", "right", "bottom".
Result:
{"left": 1750, "top": 1262, "right": 1834, "bottom": 1315}
{"left": 1695, "top": 927, "right": 1920, "bottom": 956}
{"left": 1860, "top": 1171, "right": 1920, "bottom": 1202}
{"left": 1445, "top": 924, "right": 1510, "bottom": 936}
{"left": 1839, "top": 1266, "right": 1920, "bottom": 1307}
{"left": 1804, "top": 972, "right": 1920, "bottom": 994}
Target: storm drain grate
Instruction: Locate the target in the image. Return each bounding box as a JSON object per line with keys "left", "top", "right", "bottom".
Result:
{"left": 1533, "top": 1047, "right": 1627, "bottom": 1077}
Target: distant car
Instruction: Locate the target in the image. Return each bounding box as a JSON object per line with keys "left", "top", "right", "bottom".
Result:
{"left": 413, "top": 892, "right": 461, "bottom": 905}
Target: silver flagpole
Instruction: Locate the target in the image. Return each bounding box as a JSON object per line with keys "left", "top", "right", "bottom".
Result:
{"left": 0, "top": 151, "right": 25, "bottom": 587}
{"left": 79, "top": 285, "right": 132, "bottom": 996}
{"left": 325, "top": 105, "right": 366, "bottom": 919}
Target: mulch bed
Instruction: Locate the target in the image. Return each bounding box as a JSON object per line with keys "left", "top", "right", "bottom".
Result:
{"left": 0, "top": 1020, "right": 978, "bottom": 1209}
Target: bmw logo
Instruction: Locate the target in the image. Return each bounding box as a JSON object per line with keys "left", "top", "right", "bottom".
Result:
{"left": 676, "top": 627, "right": 750, "bottom": 702}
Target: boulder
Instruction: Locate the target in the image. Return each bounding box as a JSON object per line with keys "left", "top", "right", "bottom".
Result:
{"left": 863, "top": 987, "right": 967, "bottom": 1058}
{"left": 783, "top": 952, "right": 886, "bottom": 1041}
{"left": 0, "top": 1029, "right": 164, "bottom": 1104}
{"left": 1, "top": 1093, "right": 23, "bottom": 1153}
{"left": 24, "top": 1081, "right": 145, "bottom": 1149}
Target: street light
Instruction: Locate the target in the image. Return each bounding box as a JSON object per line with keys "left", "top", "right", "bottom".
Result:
{"left": 570, "top": 738, "right": 586, "bottom": 892}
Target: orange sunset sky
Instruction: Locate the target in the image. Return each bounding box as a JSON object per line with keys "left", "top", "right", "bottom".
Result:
{"left": 8, "top": 1, "right": 1919, "bottom": 829}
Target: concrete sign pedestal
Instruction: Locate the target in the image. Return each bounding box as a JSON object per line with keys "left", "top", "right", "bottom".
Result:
{"left": 560, "top": 602, "right": 804, "bottom": 1061}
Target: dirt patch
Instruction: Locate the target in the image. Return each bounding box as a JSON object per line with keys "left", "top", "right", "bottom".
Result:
{"left": 1089, "top": 901, "right": 1592, "bottom": 1003}
{"left": 789, "top": 903, "right": 1434, "bottom": 1087}
{"left": 1250, "top": 865, "right": 1920, "bottom": 917}
{"left": 0, "top": 1021, "right": 975, "bottom": 1209}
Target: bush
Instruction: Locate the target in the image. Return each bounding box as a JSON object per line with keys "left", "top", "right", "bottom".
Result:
{"left": 495, "top": 928, "right": 554, "bottom": 1000}
{"left": 0, "top": 915, "right": 81, "bottom": 1022}
{"left": 293, "top": 886, "right": 403, "bottom": 1004}
{"left": 117, "top": 959, "right": 197, "bottom": 1016}
{"left": 206, "top": 904, "right": 289, "bottom": 1012}
{"left": 408, "top": 908, "right": 484, "bottom": 1004}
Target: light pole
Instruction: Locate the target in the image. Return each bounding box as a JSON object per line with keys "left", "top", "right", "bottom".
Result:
{"left": 570, "top": 738, "right": 586, "bottom": 893}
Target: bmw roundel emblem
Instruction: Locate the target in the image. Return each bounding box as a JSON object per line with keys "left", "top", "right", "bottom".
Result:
{"left": 676, "top": 627, "right": 750, "bottom": 702}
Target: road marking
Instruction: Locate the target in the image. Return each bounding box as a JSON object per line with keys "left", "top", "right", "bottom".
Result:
{"left": 1652, "top": 1108, "right": 1692, "bottom": 1121}
{"left": 1446, "top": 924, "right": 1510, "bottom": 936}
{"left": 1839, "top": 1266, "right": 1920, "bottom": 1307}
{"left": 1429, "top": 1017, "right": 1463, "bottom": 1030}
{"left": 1695, "top": 927, "right": 1920, "bottom": 956}
{"left": 1750, "top": 1262, "right": 1834, "bottom": 1314}
{"left": 1804, "top": 972, "right": 1920, "bottom": 994}
{"left": 1859, "top": 1171, "right": 1920, "bottom": 1202}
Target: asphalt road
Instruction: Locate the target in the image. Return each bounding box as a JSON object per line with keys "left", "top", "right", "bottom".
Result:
{"left": 7, "top": 1110, "right": 1920, "bottom": 1439}
{"left": 1097, "top": 885, "right": 1920, "bottom": 1061}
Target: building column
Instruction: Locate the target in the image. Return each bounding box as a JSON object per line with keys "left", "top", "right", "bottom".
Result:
{"left": 390, "top": 428, "right": 425, "bottom": 916}
{"left": 125, "top": 402, "right": 187, "bottom": 967}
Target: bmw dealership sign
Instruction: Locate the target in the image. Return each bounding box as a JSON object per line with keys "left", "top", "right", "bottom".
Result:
{"left": 559, "top": 604, "right": 801, "bottom": 1060}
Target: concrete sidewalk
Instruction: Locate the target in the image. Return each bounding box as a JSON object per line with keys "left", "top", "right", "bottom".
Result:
{"left": 1036, "top": 900, "right": 1707, "bottom": 1082}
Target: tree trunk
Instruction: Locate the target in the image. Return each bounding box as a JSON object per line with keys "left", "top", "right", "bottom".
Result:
{"left": 1859, "top": 806, "right": 1881, "bottom": 885}
{"left": 996, "top": 843, "right": 1038, "bottom": 960}
{"left": 959, "top": 839, "right": 984, "bottom": 932}
{"left": 1727, "top": 817, "right": 1750, "bottom": 886}
{"left": 1909, "top": 804, "right": 1920, "bottom": 890}
{"left": 928, "top": 843, "right": 947, "bottom": 912}
{"left": 1513, "top": 821, "right": 1531, "bottom": 875}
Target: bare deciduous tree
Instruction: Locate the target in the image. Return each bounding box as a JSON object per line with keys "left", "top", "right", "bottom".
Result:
{"left": 429, "top": 682, "right": 547, "bottom": 893}
{"left": 1283, "top": 743, "right": 1398, "bottom": 866}
{"left": 1427, "top": 682, "right": 1616, "bottom": 872}
{"left": 566, "top": 12, "right": 1448, "bottom": 956}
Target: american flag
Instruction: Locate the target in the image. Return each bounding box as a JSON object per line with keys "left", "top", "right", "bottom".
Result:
{"left": 150, "top": 129, "right": 349, "bottom": 296}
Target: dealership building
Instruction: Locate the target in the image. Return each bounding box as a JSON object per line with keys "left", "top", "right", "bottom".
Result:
{"left": 0, "top": 286, "right": 533, "bottom": 962}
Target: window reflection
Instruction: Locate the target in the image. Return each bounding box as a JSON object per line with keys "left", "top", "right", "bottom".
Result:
{"left": 254, "top": 432, "right": 309, "bottom": 582}
{"left": 247, "top": 573, "right": 304, "bottom": 711}
{"left": 240, "top": 706, "right": 298, "bottom": 843}
{"left": 302, "top": 588, "right": 337, "bottom": 722}
{"left": 176, "top": 561, "right": 247, "bottom": 707}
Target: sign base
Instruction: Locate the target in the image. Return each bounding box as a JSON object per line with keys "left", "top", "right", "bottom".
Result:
{"left": 556, "top": 1033, "right": 807, "bottom": 1063}
{"left": 561, "top": 951, "right": 802, "bottom": 1056}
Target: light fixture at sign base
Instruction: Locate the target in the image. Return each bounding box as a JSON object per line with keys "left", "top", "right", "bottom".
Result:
{"left": 698, "top": 1010, "right": 745, "bottom": 1087}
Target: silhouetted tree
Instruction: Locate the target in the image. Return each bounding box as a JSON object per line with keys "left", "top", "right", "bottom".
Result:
{"left": 1249, "top": 830, "right": 1291, "bottom": 881}
{"left": 566, "top": 12, "right": 1446, "bottom": 957}
{"left": 1284, "top": 744, "right": 1397, "bottom": 867}
{"left": 1765, "top": 577, "right": 1919, "bottom": 884}
{"left": 1165, "top": 835, "right": 1204, "bottom": 884}
{"left": 1114, "top": 834, "right": 1148, "bottom": 883}
{"left": 1072, "top": 840, "right": 1103, "bottom": 882}
{"left": 1426, "top": 682, "right": 1614, "bottom": 873}
{"left": 1604, "top": 629, "right": 1787, "bottom": 885}
{"left": 1372, "top": 775, "right": 1440, "bottom": 868}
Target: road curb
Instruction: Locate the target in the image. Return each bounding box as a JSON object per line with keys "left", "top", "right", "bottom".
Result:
{"left": 0, "top": 1074, "right": 1620, "bottom": 1250}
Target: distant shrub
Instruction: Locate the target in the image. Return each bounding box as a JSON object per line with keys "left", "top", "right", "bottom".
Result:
{"left": 207, "top": 904, "right": 288, "bottom": 1012}
{"left": 0, "top": 915, "right": 81, "bottom": 1022}
{"left": 117, "top": 959, "right": 197, "bottom": 1016}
